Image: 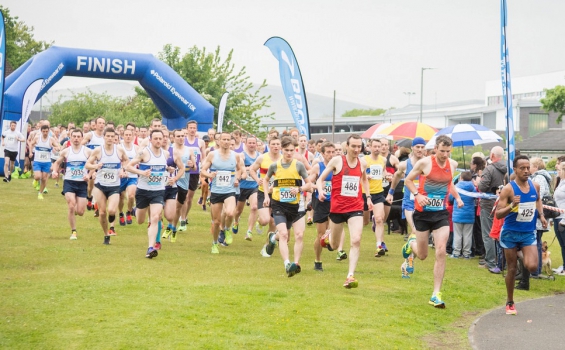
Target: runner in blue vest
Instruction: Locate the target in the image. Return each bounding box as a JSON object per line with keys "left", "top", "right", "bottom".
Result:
{"left": 496, "top": 155, "right": 547, "bottom": 315}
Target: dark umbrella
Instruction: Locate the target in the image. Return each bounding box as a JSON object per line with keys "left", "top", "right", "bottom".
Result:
{"left": 395, "top": 138, "right": 413, "bottom": 148}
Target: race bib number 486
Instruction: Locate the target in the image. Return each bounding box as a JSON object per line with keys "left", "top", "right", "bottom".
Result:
{"left": 341, "top": 176, "right": 359, "bottom": 197}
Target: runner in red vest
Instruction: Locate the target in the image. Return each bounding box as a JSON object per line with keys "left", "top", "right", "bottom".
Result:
{"left": 316, "top": 134, "right": 372, "bottom": 289}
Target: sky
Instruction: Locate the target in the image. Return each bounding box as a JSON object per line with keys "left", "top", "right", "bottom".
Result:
{"left": 4, "top": 0, "right": 565, "bottom": 109}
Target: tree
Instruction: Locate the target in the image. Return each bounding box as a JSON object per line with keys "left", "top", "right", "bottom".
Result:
{"left": 541, "top": 85, "right": 565, "bottom": 123}
{"left": 48, "top": 90, "right": 159, "bottom": 127}
{"left": 154, "top": 44, "right": 272, "bottom": 137}
{"left": 1, "top": 6, "right": 52, "bottom": 69}
{"left": 342, "top": 108, "right": 386, "bottom": 117}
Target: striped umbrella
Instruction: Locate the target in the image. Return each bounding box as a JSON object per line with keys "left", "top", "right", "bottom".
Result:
{"left": 425, "top": 124, "right": 502, "bottom": 148}
{"left": 379, "top": 121, "right": 438, "bottom": 140}
{"left": 361, "top": 123, "right": 392, "bottom": 139}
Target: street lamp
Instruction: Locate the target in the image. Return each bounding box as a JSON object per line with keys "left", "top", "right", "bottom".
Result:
{"left": 403, "top": 92, "right": 415, "bottom": 105}
{"left": 419, "top": 67, "right": 435, "bottom": 123}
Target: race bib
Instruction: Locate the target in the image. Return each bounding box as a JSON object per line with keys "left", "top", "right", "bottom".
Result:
{"left": 369, "top": 165, "right": 383, "bottom": 180}
{"left": 216, "top": 170, "right": 232, "bottom": 187}
{"left": 280, "top": 187, "right": 297, "bottom": 203}
{"left": 98, "top": 168, "right": 119, "bottom": 186}
{"left": 35, "top": 147, "right": 51, "bottom": 162}
{"left": 324, "top": 181, "right": 332, "bottom": 194}
{"left": 516, "top": 202, "right": 535, "bottom": 222}
{"left": 6, "top": 136, "right": 15, "bottom": 144}
{"left": 425, "top": 194, "right": 445, "bottom": 211}
{"left": 341, "top": 175, "right": 360, "bottom": 197}
{"left": 245, "top": 170, "right": 255, "bottom": 182}
{"left": 67, "top": 161, "right": 85, "bottom": 180}
{"left": 148, "top": 166, "right": 166, "bottom": 187}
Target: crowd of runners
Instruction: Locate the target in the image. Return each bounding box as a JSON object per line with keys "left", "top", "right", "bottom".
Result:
{"left": 3, "top": 116, "right": 558, "bottom": 314}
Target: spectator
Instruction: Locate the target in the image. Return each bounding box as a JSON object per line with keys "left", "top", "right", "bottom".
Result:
{"left": 553, "top": 162, "right": 565, "bottom": 275}
{"left": 479, "top": 146, "right": 507, "bottom": 273}
{"left": 450, "top": 171, "right": 477, "bottom": 259}
{"left": 528, "top": 157, "right": 551, "bottom": 277}
{"left": 470, "top": 156, "right": 486, "bottom": 258}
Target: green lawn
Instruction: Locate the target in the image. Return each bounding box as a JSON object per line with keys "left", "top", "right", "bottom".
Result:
{"left": 1, "top": 179, "right": 564, "bottom": 349}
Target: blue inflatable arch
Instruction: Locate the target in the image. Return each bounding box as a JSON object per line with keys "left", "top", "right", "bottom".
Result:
{"left": 2, "top": 46, "right": 214, "bottom": 131}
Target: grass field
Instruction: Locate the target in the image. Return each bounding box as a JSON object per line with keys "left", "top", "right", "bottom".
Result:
{"left": 1, "top": 179, "right": 564, "bottom": 349}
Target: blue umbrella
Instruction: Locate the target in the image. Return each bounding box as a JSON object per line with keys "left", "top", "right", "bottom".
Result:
{"left": 426, "top": 124, "right": 502, "bottom": 168}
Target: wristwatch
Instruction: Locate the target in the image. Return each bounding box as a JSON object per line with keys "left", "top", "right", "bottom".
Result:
{"left": 412, "top": 191, "right": 419, "bottom": 197}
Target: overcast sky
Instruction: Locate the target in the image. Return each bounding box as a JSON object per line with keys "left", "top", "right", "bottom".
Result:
{"left": 4, "top": 0, "right": 565, "bottom": 109}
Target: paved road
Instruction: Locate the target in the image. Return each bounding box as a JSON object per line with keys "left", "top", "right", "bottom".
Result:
{"left": 469, "top": 293, "right": 565, "bottom": 350}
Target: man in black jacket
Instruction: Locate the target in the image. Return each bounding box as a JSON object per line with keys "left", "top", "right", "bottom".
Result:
{"left": 479, "top": 146, "right": 508, "bottom": 273}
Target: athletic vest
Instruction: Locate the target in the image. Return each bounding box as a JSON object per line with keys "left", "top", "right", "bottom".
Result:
{"left": 234, "top": 142, "right": 244, "bottom": 154}
{"left": 364, "top": 154, "right": 386, "bottom": 194}
{"left": 95, "top": 145, "right": 121, "bottom": 187}
{"left": 166, "top": 146, "right": 177, "bottom": 188}
{"left": 315, "top": 161, "right": 333, "bottom": 201}
{"left": 272, "top": 159, "right": 302, "bottom": 205}
{"left": 330, "top": 156, "right": 364, "bottom": 213}
{"left": 184, "top": 137, "right": 201, "bottom": 174}
{"left": 259, "top": 153, "right": 278, "bottom": 192}
{"left": 87, "top": 131, "right": 104, "bottom": 150}
{"left": 382, "top": 153, "right": 395, "bottom": 189}
{"left": 210, "top": 150, "right": 237, "bottom": 195}
{"left": 240, "top": 151, "right": 259, "bottom": 189}
{"left": 176, "top": 146, "right": 192, "bottom": 190}
{"left": 64, "top": 146, "right": 88, "bottom": 182}
{"left": 121, "top": 142, "right": 138, "bottom": 178}
{"left": 502, "top": 179, "right": 538, "bottom": 233}
{"left": 402, "top": 158, "right": 419, "bottom": 210}
{"left": 34, "top": 135, "right": 52, "bottom": 163}
{"left": 137, "top": 147, "right": 168, "bottom": 191}
{"left": 415, "top": 155, "right": 452, "bottom": 212}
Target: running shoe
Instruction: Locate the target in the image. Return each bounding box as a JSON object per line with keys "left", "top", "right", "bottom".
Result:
{"left": 70, "top": 231, "right": 78, "bottom": 240}
{"left": 211, "top": 243, "right": 219, "bottom": 254}
{"left": 306, "top": 217, "right": 313, "bottom": 226}
{"left": 375, "top": 246, "right": 385, "bottom": 257}
{"left": 224, "top": 228, "right": 233, "bottom": 245}
{"left": 146, "top": 247, "right": 158, "bottom": 259}
{"left": 295, "top": 264, "right": 302, "bottom": 275}
{"left": 103, "top": 236, "right": 111, "bottom": 245}
{"left": 255, "top": 221, "right": 263, "bottom": 235}
{"left": 43, "top": 188, "right": 48, "bottom": 194}
{"left": 402, "top": 234, "right": 416, "bottom": 259}
{"left": 314, "top": 262, "right": 323, "bottom": 272}
{"left": 320, "top": 230, "right": 333, "bottom": 251}
{"left": 218, "top": 230, "right": 226, "bottom": 244}
{"left": 429, "top": 292, "right": 445, "bottom": 308}
{"left": 32, "top": 179, "right": 38, "bottom": 188}
{"left": 246, "top": 200, "right": 250, "bottom": 206}
{"left": 401, "top": 261, "right": 410, "bottom": 279}
{"left": 202, "top": 204, "right": 206, "bottom": 211}
{"left": 119, "top": 213, "right": 126, "bottom": 226}
{"left": 131, "top": 207, "right": 136, "bottom": 217}
{"left": 3, "top": 177, "right": 8, "bottom": 183}
{"left": 178, "top": 220, "right": 187, "bottom": 231}
{"left": 55, "top": 183, "right": 59, "bottom": 187}
{"left": 87, "top": 200, "right": 93, "bottom": 211}
{"left": 162, "top": 227, "right": 172, "bottom": 240}
{"left": 505, "top": 301, "right": 517, "bottom": 315}
{"left": 245, "top": 230, "right": 253, "bottom": 241}
{"left": 286, "top": 262, "right": 298, "bottom": 277}
{"left": 206, "top": 197, "right": 211, "bottom": 207}
{"left": 381, "top": 242, "right": 388, "bottom": 252}
{"left": 170, "top": 231, "right": 177, "bottom": 243}
{"left": 232, "top": 221, "right": 239, "bottom": 234}
{"left": 108, "top": 228, "right": 117, "bottom": 236}
{"left": 154, "top": 242, "right": 162, "bottom": 250}
{"left": 406, "top": 254, "right": 414, "bottom": 274}
{"left": 336, "top": 250, "right": 348, "bottom": 261}
{"left": 126, "top": 212, "right": 133, "bottom": 225}
{"left": 260, "top": 245, "right": 271, "bottom": 258}
{"left": 266, "top": 232, "right": 277, "bottom": 255}
{"left": 198, "top": 196, "right": 203, "bottom": 205}
{"left": 38, "top": 193, "right": 44, "bottom": 200}
{"left": 343, "top": 276, "right": 359, "bottom": 289}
